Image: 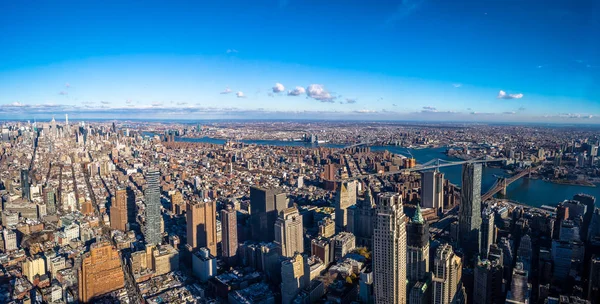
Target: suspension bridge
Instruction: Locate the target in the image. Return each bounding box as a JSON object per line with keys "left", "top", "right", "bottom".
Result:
{"left": 337, "top": 156, "right": 507, "bottom": 182}
{"left": 481, "top": 166, "right": 540, "bottom": 201}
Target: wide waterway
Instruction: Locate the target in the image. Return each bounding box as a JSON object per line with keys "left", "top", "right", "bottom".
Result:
{"left": 166, "top": 136, "right": 600, "bottom": 207}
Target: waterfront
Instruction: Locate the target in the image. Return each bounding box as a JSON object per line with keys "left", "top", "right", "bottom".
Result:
{"left": 173, "top": 136, "right": 600, "bottom": 207}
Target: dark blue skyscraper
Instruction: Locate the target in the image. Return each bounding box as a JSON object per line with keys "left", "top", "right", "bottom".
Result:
{"left": 21, "top": 169, "right": 30, "bottom": 200}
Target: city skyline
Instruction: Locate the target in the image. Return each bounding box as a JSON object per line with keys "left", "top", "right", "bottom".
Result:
{"left": 1, "top": 0, "right": 599, "bottom": 122}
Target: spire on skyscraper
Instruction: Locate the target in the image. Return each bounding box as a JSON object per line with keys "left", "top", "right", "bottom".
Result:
{"left": 412, "top": 203, "right": 424, "bottom": 224}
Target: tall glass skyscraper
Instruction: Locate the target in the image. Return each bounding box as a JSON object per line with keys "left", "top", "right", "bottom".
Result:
{"left": 459, "top": 163, "right": 482, "bottom": 260}
{"left": 144, "top": 169, "right": 162, "bottom": 245}
{"left": 21, "top": 169, "right": 30, "bottom": 200}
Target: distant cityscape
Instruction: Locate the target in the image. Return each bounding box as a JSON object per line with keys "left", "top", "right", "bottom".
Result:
{"left": 0, "top": 118, "right": 599, "bottom": 304}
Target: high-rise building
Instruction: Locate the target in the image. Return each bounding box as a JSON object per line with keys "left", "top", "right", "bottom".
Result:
{"left": 220, "top": 202, "right": 238, "bottom": 264}
{"left": 281, "top": 254, "right": 307, "bottom": 304}
{"left": 110, "top": 187, "right": 128, "bottom": 231}
{"left": 588, "top": 255, "right": 600, "bottom": 302}
{"left": 170, "top": 191, "right": 184, "bottom": 215}
{"left": 274, "top": 206, "right": 304, "bottom": 257}
{"left": 506, "top": 262, "right": 530, "bottom": 304}
{"left": 459, "top": 163, "right": 482, "bottom": 260}
{"left": 516, "top": 234, "right": 532, "bottom": 273}
{"left": 347, "top": 186, "right": 376, "bottom": 247}
{"left": 407, "top": 203, "right": 430, "bottom": 283}
{"left": 373, "top": 192, "right": 407, "bottom": 304}
{"left": 43, "top": 187, "right": 56, "bottom": 215}
{"left": 78, "top": 241, "right": 124, "bottom": 303}
{"left": 2, "top": 229, "right": 17, "bottom": 251}
{"left": 192, "top": 247, "right": 217, "bottom": 282}
{"left": 432, "top": 243, "right": 463, "bottom": 304}
{"left": 22, "top": 256, "right": 46, "bottom": 283}
{"left": 21, "top": 169, "right": 30, "bottom": 200}
{"left": 250, "top": 186, "right": 288, "bottom": 242}
{"left": 474, "top": 258, "right": 504, "bottom": 304}
{"left": 480, "top": 208, "right": 495, "bottom": 258}
{"left": 421, "top": 170, "right": 444, "bottom": 212}
{"left": 144, "top": 169, "right": 162, "bottom": 245}
{"left": 335, "top": 180, "right": 357, "bottom": 232}
{"left": 318, "top": 217, "right": 336, "bottom": 238}
{"left": 187, "top": 199, "right": 217, "bottom": 255}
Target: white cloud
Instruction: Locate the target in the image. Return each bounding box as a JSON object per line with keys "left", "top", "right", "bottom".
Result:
{"left": 354, "top": 109, "right": 377, "bottom": 113}
{"left": 345, "top": 98, "right": 357, "bottom": 104}
{"left": 58, "top": 91, "right": 68, "bottom": 96}
{"left": 100, "top": 101, "right": 110, "bottom": 105}
{"left": 151, "top": 102, "right": 163, "bottom": 107}
{"left": 65, "top": 82, "right": 71, "bottom": 88}
{"left": 497, "top": 90, "right": 523, "bottom": 99}
{"left": 306, "top": 84, "right": 335, "bottom": 102}
{"left": 422, "top": 106, "right": 437, "bottom": 111}
{"left": 287, "top": 86, "right": 306, "bottom": 96}
{"left": 272, "top": 83, "right": 285, "bottom": 93}
{"left": 125, "top": 99, "right": 133, "bottom": 104}
{"left": 453, "top": 83, "right": 462, "bottom": 88}
{"left": 226, "top": 49, "right": 238, "bottom": 54}
{"left": 236, "top": 91, "right": 245, "bottom": 98}
{"left": 176, "top": 102, "right": 188, "bottom": 106}
{"left": 502, "top": 111, "right": 516, "bottom": 115}
{"left": 220, "top": 87, "right": 233, "bottom": 94}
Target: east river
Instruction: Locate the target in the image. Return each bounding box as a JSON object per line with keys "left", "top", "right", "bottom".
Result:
{"left": 170, "top": 136, "right": 600, "bottom": 208}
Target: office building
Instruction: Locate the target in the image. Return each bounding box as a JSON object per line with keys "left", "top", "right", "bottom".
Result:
{"left": 78, "top": 242, "right": 124, "bottom": 303}
{"left": 347, "top": 186, "right": 376, "bottom": 247}
{"left": 335, "top": 180, "right": 357, "bottom": 232}
{"left": 23, "top": 256, "right": 46, "bottom": 283}
{"left": 144, "top": 169, "right": 162, "bottom": 245}
{"left": 281, "top": 254, "right": 307, "bottom": 304}
{"left": 421, "top": 170, "right": 444, "bottom": 212}
{"left": 43, "top": 187, "right": 56, "bottom": 215}
{"left": 432, "top": 243, "right": 463, "bottom": 304}
{"left": 506, "top": 262, "right": 530, "bottom": 304}
{"left": 516, "top": 234, "right": 532, "bottom": 273}
{"left": 318, "top": 217, "right": 336, "bottom": 238}
{"left": 187, "top": 199, "right": 217, "bottom": 255}
{"left": 274, "top": 206, "right": 304, "bottom": 257}
{"left": 481, "top": 208, "right": 495, "bottom": 258}
{"left": 170, "top": 191, "right": 184, "bottom": 215}
{"left": 110, "top": 187, "right": 128, "bottom": 231}
{"left": 407, "top": 203, "right": 430, "bottom": 283}
{"left": 250, "top": 186, "right": 288, "bottom": 242}
{"left": 21, "top": 169, "right": 30, "bottom": 200}
{"left": 220, "top": 202, "right": 238, "bottom": 264}
{"left": 588, "top": 255, "right": 600, "bottom": 303}
{"left": 3, "top": 229, "right": 17, "bottom": 251}
{"left": 333, "top": 232, "right": 356, "bottom": 261}
{"left": 474, "top": 258, "right": 504, "bottom": 304}
{"left": 459, "top": 163, "right": 482, "bottom": 260}
{"left": 192, "top": 247, "right": 217, "bottom": 282}
{"left": 373, "top": 192, "right": 407, "bottom": 304}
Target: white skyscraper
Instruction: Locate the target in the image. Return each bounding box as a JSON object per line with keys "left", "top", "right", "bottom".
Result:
{"left": 432, "top": 243, "right": 463, "bottom": 304}
{"left": 275, "top": 206, "right": 304, "bottom": 257}
{"left": 373, "top": 192, "right": 407, "bottom": 304}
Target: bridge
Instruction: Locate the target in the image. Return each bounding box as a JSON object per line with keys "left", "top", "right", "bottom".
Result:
{"left": 337, "top": 156, "right": 507, "bottom": 182}
{"left": 343, "top": 141, "right": 373, "bottom": 149}
{"left": 481, "top": 166, "right": 539, "bottom": 201}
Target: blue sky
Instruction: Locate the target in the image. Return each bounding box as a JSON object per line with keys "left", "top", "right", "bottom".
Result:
{"left": 0, "top": 0, "right": 599, "bottom": 122}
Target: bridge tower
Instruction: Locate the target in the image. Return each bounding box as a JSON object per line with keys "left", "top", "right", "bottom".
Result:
{"left": 500, "top": 178, "right": 507, "bottom": 196}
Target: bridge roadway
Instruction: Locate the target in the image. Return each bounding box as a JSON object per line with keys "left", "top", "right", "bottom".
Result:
{"left": 481, "top": 166, "right": 539, "bottom": 201}
{"left": 337, "top": 157, "right": 507, "bottom": 182}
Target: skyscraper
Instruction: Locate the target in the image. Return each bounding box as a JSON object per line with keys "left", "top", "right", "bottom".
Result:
{"left": 144, "top": 169, "right": 162, "bottom": 245}
{"left": 250, "top": 186, "right": 288, "bottom": 242}
{"left": 373, "top": 192, "right": 407, "bottom": 304}
{"left": 459, "top": 163, "right": 482, "bottom": 260}
{"left": 480, "top": 208, "right": 495, "bottom": 258}
{"left": 506, "top": 262, "right": 530, "bottom": 304}
{"left": 275, "top": 206, "right": 304, "bottom": 257}
{"left": 347, "top": 186, "right": 376, "bottom": 247}
{"left": 220, "top": 202, "right": 238, "bottom": 264}
{"left": 407, "top": 203, "right": 430, "bottom": 283}
{"left": 78, "top": 241, "right": 124, "bottom": 303}
{"left": 421, "top": 170, "right": 444, "bottom": 212}
{"left": 474, "top": 258, "right": 504, "bottom": 304}
{"left": 335, "top": 180, "right": 357, "bottom": 232}
{"left": 281, "top": 254, "right": 307, "bottom": 304}
{"left": 21, "top": 169, "right": 30, "bottom": 200}
{"left": 187, "top": 199, "right": 217, "bottom": 255}
{"left": 110, "top": 187, "right": 128, "bottom": 231}
{"left": 432, "top": 243, "right": 463, "bottom": 304}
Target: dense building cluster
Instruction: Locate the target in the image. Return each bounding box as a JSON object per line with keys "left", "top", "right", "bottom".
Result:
{"left": 0, "top": 118, "right": 599, "bottom": 304}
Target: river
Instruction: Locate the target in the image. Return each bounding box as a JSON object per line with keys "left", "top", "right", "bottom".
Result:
{"left": 158, "top": 135, "right": 600, "bottom": 207}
